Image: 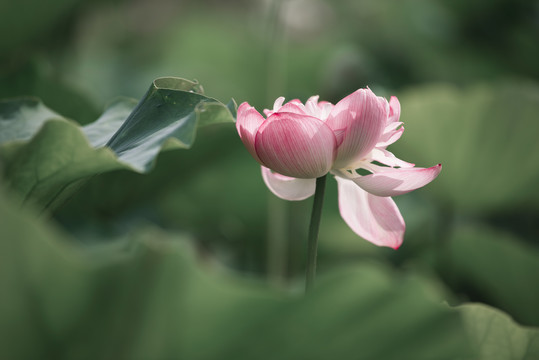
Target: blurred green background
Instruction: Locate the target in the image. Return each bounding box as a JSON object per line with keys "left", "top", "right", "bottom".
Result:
{"left": 1, "top": 0, "right": 539, "bottom": 358}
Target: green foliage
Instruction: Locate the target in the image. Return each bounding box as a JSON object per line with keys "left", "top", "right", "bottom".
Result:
{"left": 0, "top": 185, "right": 469, "bottom": 359}
{"left": 458, "top": 304, "right": 539, "bottom": 360}
{"left": 0, "top": 77, "right": 235, "bottom": 211}
{"left": 0, "top": 0, "right": 83, "bottom": 53}
{"left": 2, "top": 1, "right": 539, "bottom": 358}
{"left": 4, "top": 180, "right": 539, "bottom": 359}
{"left": 394, "top": 81, "right": 539, "bottom": 213}
{"left": 444, "top": 225, "right": 539, "bottom": 326}
{"left": 0, "top": 98, "right": 64, "bottom": 143}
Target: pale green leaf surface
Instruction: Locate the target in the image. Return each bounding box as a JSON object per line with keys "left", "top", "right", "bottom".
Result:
{"left": 3, "top": 119, "right": 124, "bottom": 208}
{"left": 393, "top": 81, "right": 539, "bottom": 212}
{"left": 0, "top": 98, "right": 64, "bottom": 144}
{"left": 458, "top": 303, "right": 539, "bottom": 360}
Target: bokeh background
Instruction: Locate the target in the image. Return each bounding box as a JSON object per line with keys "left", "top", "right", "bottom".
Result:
{"left": 1, "top": 0, "right": 539, "bottom": 357}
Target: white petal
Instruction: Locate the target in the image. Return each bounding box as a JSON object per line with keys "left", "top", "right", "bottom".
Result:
{"left": 263, "top": 97, "right": 286, "bottom": 117}
{"left": 305, "top": 95, "right": 320, "bottom": 117}
{"left": 377, "top": 124, "right": 404, "bottom": 148}
{"left": 318, "top": 101, "right": 334, "bottom": 121}
{"left": 336, "top": 177, "right": 404, "bottom": 249}
{"left": 352, "top": 164, "right": 442, "bottom": 197}
{"left": 370, "top": 148, "right": 415, "bottom": 168}
{"left": 304, "top": 96, "right": 334, "bottom": 120}
{"left": 273, "top": 96, "right": 286, "bottom": 111}
{"left": 261, "top": 166, "right": 315, "bottom": 201}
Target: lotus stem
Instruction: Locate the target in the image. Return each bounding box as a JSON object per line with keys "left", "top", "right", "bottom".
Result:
{"left": 305, "top": 174, "right": 327, "bottom": 292}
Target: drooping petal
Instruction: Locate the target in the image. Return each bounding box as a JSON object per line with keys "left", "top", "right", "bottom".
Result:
{"left": 261, "top": 166, "right": 315, "bottom": 201}
{"left": 254, "top": 112, "right": 337, "bottom": 178}
{"left": 336, "top": 177, "right": 404, "bottom": 249}
{"left": 351, "top": 164, "right": 442, "bottom": 197}
{"left": 236, "top": 102, "right": 266, "bottom": 163}
{"left": 326, "top": 88, "right": 387, "bottom": 169}
{"left": 370, "top": 148, "right": 415, "bottom": 168}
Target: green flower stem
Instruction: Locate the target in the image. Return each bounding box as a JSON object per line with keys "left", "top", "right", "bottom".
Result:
{"left": 305, "top": 174, "right": 328, "bottom": 292}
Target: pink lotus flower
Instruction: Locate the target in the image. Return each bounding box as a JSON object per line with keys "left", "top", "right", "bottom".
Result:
{"left": 236, "top": 88, "right": 441, "bottom": 249}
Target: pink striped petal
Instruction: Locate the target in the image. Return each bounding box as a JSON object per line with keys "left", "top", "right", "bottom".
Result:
{"left": 388, "top": 96, "right": 401, "bottom": 124}
{"left": 326, "top": 88, "right": 387, "bottom": 169}
{"left": 236, "top": 102, "right": 265, "bottom": 163}
{"left": 261, "top": 166, "right": 315, "bottom": 201}
{"left": 352, "top": 164, "right": 442, "bottom": 197}
{"left": 254, "top": 112, "right": 337, "bottom": 178}
{"left": 276, "top": 100, "right": 307, "bottom": 115}
{"left": 336, "top": 177, "right": 404, "bottom": 249}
